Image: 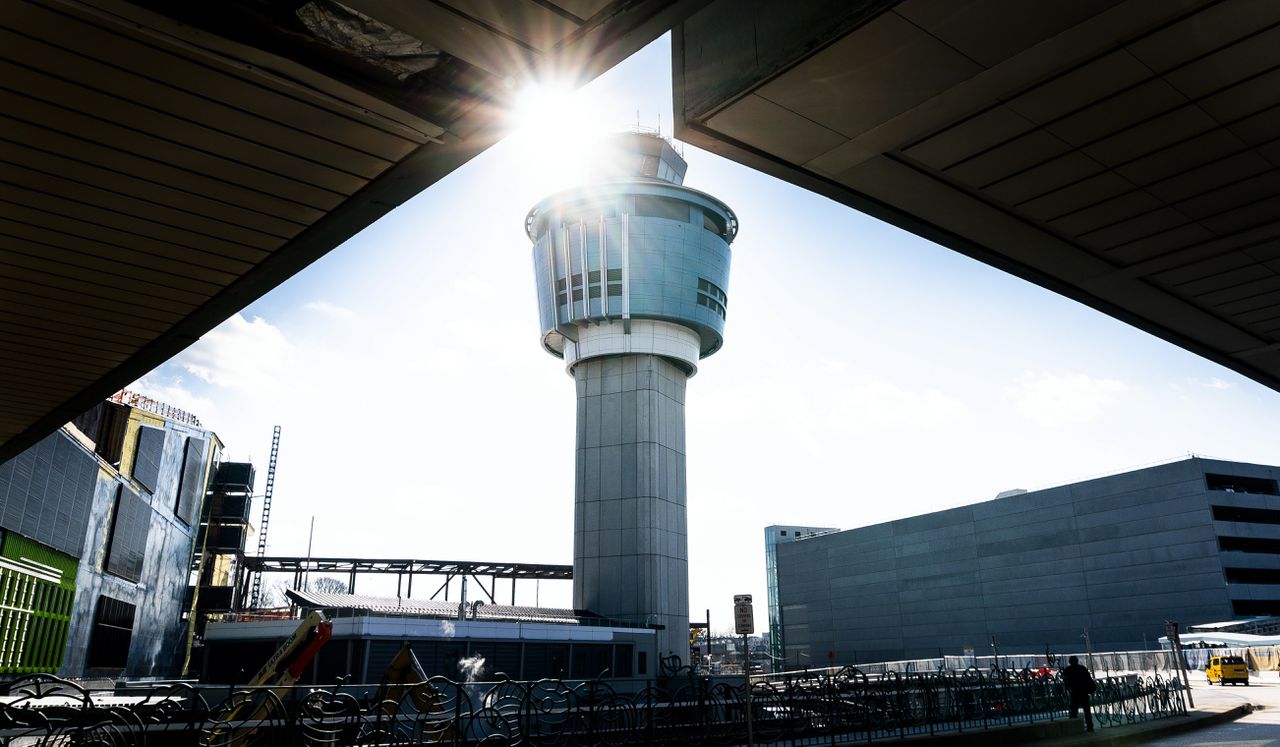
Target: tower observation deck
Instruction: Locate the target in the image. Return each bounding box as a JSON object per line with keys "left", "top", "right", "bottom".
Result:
{"left": 525, "top": 132, "right": 737, "bottom": 665}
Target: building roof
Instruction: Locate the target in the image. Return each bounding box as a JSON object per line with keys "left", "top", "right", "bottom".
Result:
{"left": 0, "top": 0, "right": 703, "bottom": 462}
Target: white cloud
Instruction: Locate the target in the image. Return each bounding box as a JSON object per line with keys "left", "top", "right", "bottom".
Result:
{"left": 304, "top": 300, "right": 354, "bottom": 319}
{"left": 1188, "top": 376, "right": 1233, "bottom": 390}
{"left": 830, "top": 377, "right": 969, "bottom": 431}
{"left": 175, "top": 314, "right": 295, "bottom": 392}
{"left": 1006, "top": 372, "right": 1128, "bottom": 426}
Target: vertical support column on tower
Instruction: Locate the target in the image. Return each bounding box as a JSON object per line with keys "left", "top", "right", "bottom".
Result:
{"left": 574, "top": 354, "right": 689, "bottom": 663}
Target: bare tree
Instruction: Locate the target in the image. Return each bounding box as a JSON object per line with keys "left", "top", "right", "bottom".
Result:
{"left": 258, "top": 580, "right": 291, "bottom": 608}
{"left": 309, "top": 576, "right": 350, "bottom": 595}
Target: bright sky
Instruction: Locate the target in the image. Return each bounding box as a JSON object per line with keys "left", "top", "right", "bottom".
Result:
{"left": 136, "top": 36, "right": 1280, "bottom": 634}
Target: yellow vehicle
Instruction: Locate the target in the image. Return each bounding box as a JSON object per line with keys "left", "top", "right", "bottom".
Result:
{"left": 1205, "top": 655, "right": 1249, "bottom": 686}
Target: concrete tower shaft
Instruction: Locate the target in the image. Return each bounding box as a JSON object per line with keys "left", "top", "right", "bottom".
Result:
{"left": 526, "top": 133, "right": 736, "bottom": 666}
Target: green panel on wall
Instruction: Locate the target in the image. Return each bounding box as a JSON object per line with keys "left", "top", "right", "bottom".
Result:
{"left": 0, "top": 532, "right": 78, "bottom": 673}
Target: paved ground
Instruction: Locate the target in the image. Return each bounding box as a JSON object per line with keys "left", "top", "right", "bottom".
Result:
{"left": 1046, "top": 670, "right": 1280, "bottom": 745}
{"left": 1152, "top": 671, "right": 1280, "bottom": 746}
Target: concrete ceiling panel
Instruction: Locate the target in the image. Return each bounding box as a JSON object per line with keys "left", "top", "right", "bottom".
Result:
{"left": 1142, "top": 152, "right": 1270, "bottom": 204}
{"left": 1174, "top": 262, "right": 1272, "bottom": 298}
{"left": 1127, "top": 0, "right": 1280, "bottom": 72}
{"left": 1176, "top": 172, "right": 1280, "bottom": 220}
{"left": 1198, "top": 68, "right": 1280, "bottom": 122}
{"left": 1006, "top": 50, "right": 1153, "bottom": 125}
{"left": 1018, "top": 172, "right": 1135, "bottom": 222}
{"left": 895, "top": 0, "right": 1121, "bottom": 68}
{"left": 444, "top": 1, "right": 581, "bottom": 49}
{"left": 1083, "top": 207, "right": 1192, "bottom": 251}
{"left": 1045, "top": 79, "right": 1187, "bottom": 147}
{"left": 902, "top": 106, "right": 1036, "bottom": 170}
{"left": 1082, "top": 106, "right": 1219, "bottom": 167}
{"left": 1228, "top": 106, "right": 1280, "bottom": 147}
{"left": 1049, "top": 191, "right": 1165, "bottom": 238}
{"left": 982, "top": 152, "right": 1106, "bottom": 206}
{"left": 756, "top": 12, "right": 983, "bottom": 138}
{"left": 1200, "top": 200, "right": 1280, "bottom": 236}
{"left": 1116, "top": 129, "right": 1253, "bottom": 187}
{"left": 943, "top": 129, "right": 1073, "bottom": 188}
{"left": 1154, "top": 250, "right": 1260, "bottom": 287}
{"left": 548, "top": 0, "right": 614, "bottom": 22}
{"left": 707, "top": 94, "right": 848, "bottom": 165}
{"left": 1201, "top": 275, "right": 1280, "bottom": 310}
{"left": 1161, "top": 24, "right": 1280, "bottom": 99}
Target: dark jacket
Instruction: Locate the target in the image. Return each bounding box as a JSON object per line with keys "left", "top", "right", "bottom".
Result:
{"left": 1062, "top": 663, "right": 1096, "bottom": 703}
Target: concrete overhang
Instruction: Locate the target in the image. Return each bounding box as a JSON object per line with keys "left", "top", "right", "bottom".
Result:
{"left": 674, "top": 0, "right": 1280, "bottom": 392}
{"left": 0, "top": 0, "right": 706, "bottom": 462}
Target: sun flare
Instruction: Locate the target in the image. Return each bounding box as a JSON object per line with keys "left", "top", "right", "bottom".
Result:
{"left": 504, "top": 81, "right": 615, "bottom": 192}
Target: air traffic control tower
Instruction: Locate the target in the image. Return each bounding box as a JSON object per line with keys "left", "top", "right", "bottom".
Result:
{"left": 525, "top": 133, "right": 737, "bottom": 665}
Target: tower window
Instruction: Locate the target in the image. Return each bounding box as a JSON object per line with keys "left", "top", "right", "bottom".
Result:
{"left": 702, "top": 209, "right": 728, "bottom": 237}
{"left": 634, "top": 195, "right": 689, "bottom": 222}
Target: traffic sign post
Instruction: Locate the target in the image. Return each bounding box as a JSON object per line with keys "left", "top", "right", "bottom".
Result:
{"left": 1165, "top": 621, "right": 1193, "bottom": 708}
{"left": 734, "top": 594, "right": 754, "bottom": 747}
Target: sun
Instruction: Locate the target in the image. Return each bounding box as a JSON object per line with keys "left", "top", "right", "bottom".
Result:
{"left": 503, "top": 80, "right": 615, "bottom": 191}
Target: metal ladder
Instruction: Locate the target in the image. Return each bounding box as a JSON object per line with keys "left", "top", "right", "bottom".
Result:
{"left": 249, "top": 425, "right": 280, "bottom": 608}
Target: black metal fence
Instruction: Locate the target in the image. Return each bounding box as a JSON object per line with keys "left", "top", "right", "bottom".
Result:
{"left": 0, "top": 666, "right": 1186, "bottom": 745}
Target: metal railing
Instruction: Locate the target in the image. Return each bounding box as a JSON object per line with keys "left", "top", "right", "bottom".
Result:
{"left": 0, "top": 665, "right": 1186, "bottom": 745}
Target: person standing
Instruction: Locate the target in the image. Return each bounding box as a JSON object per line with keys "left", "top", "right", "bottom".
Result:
{"left": 1062, "top": 655, "right": 1097, "bottom": 732}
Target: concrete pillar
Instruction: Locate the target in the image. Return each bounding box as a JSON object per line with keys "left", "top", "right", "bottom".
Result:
{"left": 573, "top": 354, "right": 688, "bottom": 665}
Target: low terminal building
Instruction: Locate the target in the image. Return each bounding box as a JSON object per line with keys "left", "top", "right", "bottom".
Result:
{"left": 202, "top": 589, "right": 658, "bottom": 684}
{"left": 773, "top": 457, "right": 1280, "bottom": 666}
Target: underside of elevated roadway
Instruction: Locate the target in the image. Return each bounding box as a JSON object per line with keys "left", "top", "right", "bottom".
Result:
{"left": 674, "top": 0, "right": 1280, "bottom": 393}
{"left": 0, "top": 0, "right": 704, "bottom": 462}
{"left": 7, "top": 0, "right": 1279, "bottom": 465}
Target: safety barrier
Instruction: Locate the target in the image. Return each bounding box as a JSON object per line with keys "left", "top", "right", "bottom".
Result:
{"left": 0, "top": 665, "right": 1186, "bottom": 745}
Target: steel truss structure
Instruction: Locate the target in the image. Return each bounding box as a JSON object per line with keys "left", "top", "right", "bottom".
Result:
{"left": 237, "top": 557, "right": 572, "bottom": 610}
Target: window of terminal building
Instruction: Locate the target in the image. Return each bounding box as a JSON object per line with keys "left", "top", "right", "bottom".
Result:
{"left": 1206, "top": 473, "right": 1279, "bottom": 495}
{"left": 1218, "top": 535, "right": 1280, "bottom": 553}
{"left": 1212, "top": 505, "right": 1280, "bottom": 525}
{"left": 87, "top": 595, "right": 135, "bottom": 672}
{"left": 638, "top": 651, "right": 647, "bottom": 676}
{"left": 634, "top": 195, "right": 689, "bottom": 222}
{"left": 1224, "top": 567, "right": 1280, "bottom": 584}
{"left": 1232, "top": 599, "right": 1280, "bottom": 616}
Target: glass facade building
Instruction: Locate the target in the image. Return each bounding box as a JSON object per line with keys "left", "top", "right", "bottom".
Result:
{"left": 764, "top": 525, "right": 838, "bottom": 669}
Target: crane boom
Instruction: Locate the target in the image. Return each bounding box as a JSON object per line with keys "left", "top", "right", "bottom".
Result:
{"left": 249, "top": 426, "right": 280, "bottom": 608}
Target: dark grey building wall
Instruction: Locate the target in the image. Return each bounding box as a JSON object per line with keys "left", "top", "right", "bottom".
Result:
{"left": 0, "top": 431, "right": 97, "bottom": 556}
{"left": 776, "top": 458, "right": 1279, "bottom": 665}
{"left": 63, "top": 418, "right": 216, "bottom": 678}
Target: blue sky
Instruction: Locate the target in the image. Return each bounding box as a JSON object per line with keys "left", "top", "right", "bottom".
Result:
{"left": 136, "top": 36, "right": 1280, "bottom": 633}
